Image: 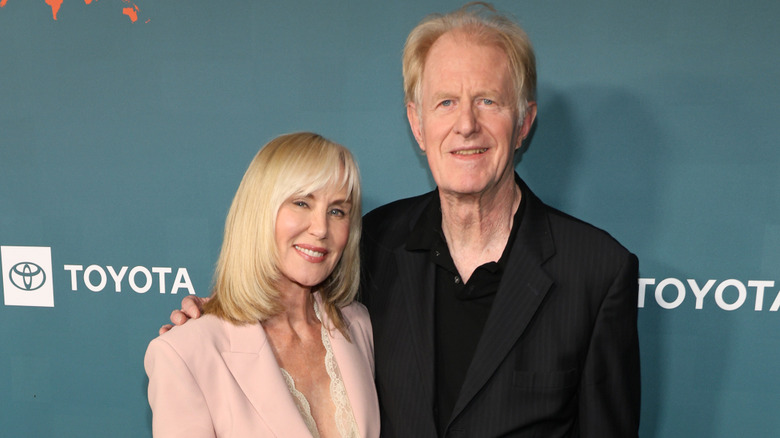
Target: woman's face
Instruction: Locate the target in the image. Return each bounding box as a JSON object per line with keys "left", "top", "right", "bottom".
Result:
{"left": 274, "top": 183, "right": 352, "bottom": 293}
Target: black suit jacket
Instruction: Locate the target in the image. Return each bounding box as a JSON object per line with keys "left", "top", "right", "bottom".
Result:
{"left": 360, "top": 178, "right": 640, "bottom": 437}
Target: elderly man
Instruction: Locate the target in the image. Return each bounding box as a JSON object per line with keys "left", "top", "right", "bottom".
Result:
{"left": 359, "top": 4, "right": 639, "bottom": 436}
{"left": 165, "top": 3, "right": 640, "bottom": 437}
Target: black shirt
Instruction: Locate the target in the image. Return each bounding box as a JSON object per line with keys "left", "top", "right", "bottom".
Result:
{"left": 405, "top": 189, "right": 526, "bottom": 434}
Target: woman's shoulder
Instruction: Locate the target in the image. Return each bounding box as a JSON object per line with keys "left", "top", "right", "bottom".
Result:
{"left": 341, "top": 300, "right": 370, "bottom": 325}
{"left": 341, "top": 301, "right": 373, "bottom": 347}
{"left": 150, "top": 313, "right": 232, "bottom": 355}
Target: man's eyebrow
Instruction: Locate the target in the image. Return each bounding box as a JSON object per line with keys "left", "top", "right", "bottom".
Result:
{"left": 431, "top": 91, "right": 455, "bottom": 100}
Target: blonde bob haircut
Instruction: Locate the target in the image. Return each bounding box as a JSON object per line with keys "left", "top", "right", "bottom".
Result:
{"left": 403, "top": 1, "right": 537, "bottom": 116}
{"left": 203, "top": 132, "right": 362, "bottom": 336}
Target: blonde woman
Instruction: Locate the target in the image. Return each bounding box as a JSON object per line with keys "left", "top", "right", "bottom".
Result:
{"left": 145, "top": 132, "right": 379, "bottom": 437}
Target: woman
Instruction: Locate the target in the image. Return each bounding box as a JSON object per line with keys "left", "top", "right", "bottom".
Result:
{"left": 144, "top": 132, "right": 379, "bottom": 437}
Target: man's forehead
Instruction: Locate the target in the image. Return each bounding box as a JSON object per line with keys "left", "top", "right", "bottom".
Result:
{"left": 421, "top": 38, "right": 511, "bottom": 89}
{"left": 425, "top": 33, "right": 508, "bottom": 69}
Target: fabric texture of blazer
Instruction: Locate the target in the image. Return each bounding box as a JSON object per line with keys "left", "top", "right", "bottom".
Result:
{"left": 144, "top": 293, "right": 380, "bottom": 437}
{"left": 360, "top": 176, "right": 640, "bottom": 438}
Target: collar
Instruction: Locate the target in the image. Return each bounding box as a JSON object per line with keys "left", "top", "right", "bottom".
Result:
{"left": 405, "top": 174, "right": 527, "bottom": 272}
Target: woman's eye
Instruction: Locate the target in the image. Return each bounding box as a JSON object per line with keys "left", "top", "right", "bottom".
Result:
{"left": 329, "top": 208, "right": 346, "bottom": 217}
{"left": 440, "top": 99, "right": 453, "bottom": 107}
{"left": 293, "top": 200, "right": 308, "bottom": 208}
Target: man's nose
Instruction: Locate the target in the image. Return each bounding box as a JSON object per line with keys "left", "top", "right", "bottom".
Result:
{"left": 454, "top": 103, "right": 479, "bottom": 136}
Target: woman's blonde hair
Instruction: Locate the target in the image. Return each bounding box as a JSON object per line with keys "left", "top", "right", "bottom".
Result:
{"left": 204, "top": 132, "right": 362, "bottom": 336}
{"left": 403, "top": 2, "right": 536, "bottom": 115}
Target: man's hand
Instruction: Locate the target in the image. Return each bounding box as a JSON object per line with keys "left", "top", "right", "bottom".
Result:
{"left": 158, "top": 295, "right": 210, "bottom": 335}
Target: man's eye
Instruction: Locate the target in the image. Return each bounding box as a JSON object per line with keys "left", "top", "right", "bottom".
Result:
{"left": 482, "top": 98, "right": 494, "bottom": 105}
{"left": 440, "top": 99, "right": 453, "bottom": 107}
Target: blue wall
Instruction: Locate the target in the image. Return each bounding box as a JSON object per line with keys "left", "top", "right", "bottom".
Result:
{"left": 1, "top": 1, "right": 778, "bottom": 436}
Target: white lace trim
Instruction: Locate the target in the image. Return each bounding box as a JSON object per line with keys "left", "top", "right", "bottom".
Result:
{"left": 279, "top": 301, "right": 360, "bottom": 438}
{"left": 280, "top": 367, "right": 320, "bottom": 438}
{"left": 317, "top": 303, "right": 360, "bottom": 438}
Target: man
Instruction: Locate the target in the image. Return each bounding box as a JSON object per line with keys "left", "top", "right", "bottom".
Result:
{"left": 165, "top": 3, "right": 640, "bottom": 437}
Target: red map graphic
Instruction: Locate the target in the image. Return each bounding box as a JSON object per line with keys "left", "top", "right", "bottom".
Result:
{"left": 0, "top": 0, "right": 149, "bottom": 23}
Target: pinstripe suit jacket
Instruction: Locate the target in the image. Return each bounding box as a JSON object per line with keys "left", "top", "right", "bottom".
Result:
{"left": 360, "top": 177, "right": 640, "bottom": 437}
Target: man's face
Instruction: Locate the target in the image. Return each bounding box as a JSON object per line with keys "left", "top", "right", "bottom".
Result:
{"left": 407, "top": 32, "right": 536, "bottom": 199}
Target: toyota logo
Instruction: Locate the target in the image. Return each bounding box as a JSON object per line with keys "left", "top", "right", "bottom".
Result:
{"left": 9, "top": 262, "right": 47, "bottom": 291}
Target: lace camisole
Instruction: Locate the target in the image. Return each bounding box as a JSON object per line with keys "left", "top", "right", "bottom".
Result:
{"left": 279, "top": 302, "right": 360, "bottom": 438}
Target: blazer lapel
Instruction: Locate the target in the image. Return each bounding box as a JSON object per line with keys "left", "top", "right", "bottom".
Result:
{"left": 450, "top": 186, "right": 556, "bottom": 421}
{"left": 395, "top": 245, "right": 437, "bottom": 405}
{"left": 316, "top": 294, "right": 380, "bottom": 437}
{"left": 220, "top": 321, "right": 312, "bottom": 437}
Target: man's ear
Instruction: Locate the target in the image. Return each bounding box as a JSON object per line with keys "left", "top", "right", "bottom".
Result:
{"left": 518, "top": 101, "right": 538, "bottom": 147}
{"left": 406, "top": 102, "right": 425, "bottom": 152}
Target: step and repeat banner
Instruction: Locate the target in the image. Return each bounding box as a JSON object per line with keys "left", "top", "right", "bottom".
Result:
{"left": 1, "top": 1, "right": 778, "bottom": 436}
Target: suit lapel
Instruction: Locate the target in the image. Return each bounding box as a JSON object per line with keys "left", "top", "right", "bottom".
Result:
{"left": 316, "top": 294, "right": 379, "bottom": 437}
{"left": 220, "top": 321, "right": 311, "bottom": 437}
{"left": 327, "top": 331, "right": 372, "bottom": 436}
{"left": 395, "top": 246, "right": 437, "bottom": 404}
{"left": 450, "top": 185, "right": 556, "bottom": 421}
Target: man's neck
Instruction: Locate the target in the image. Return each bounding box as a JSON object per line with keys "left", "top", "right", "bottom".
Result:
{"left": 439, "top": 178, "right": 521, "bottom": 283}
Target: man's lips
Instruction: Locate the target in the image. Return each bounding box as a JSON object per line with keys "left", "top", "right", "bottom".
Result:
{"left": 452, "top": 147, "right": 488, "bottom": 156}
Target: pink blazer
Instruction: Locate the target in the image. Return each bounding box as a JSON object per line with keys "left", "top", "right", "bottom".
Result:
{"left": 144, "top": 296, "right": 380, "bottom": 437}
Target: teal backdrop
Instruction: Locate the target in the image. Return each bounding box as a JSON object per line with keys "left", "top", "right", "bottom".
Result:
{"left": 2, "top": 0, "right": 779, "bottom": 436}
